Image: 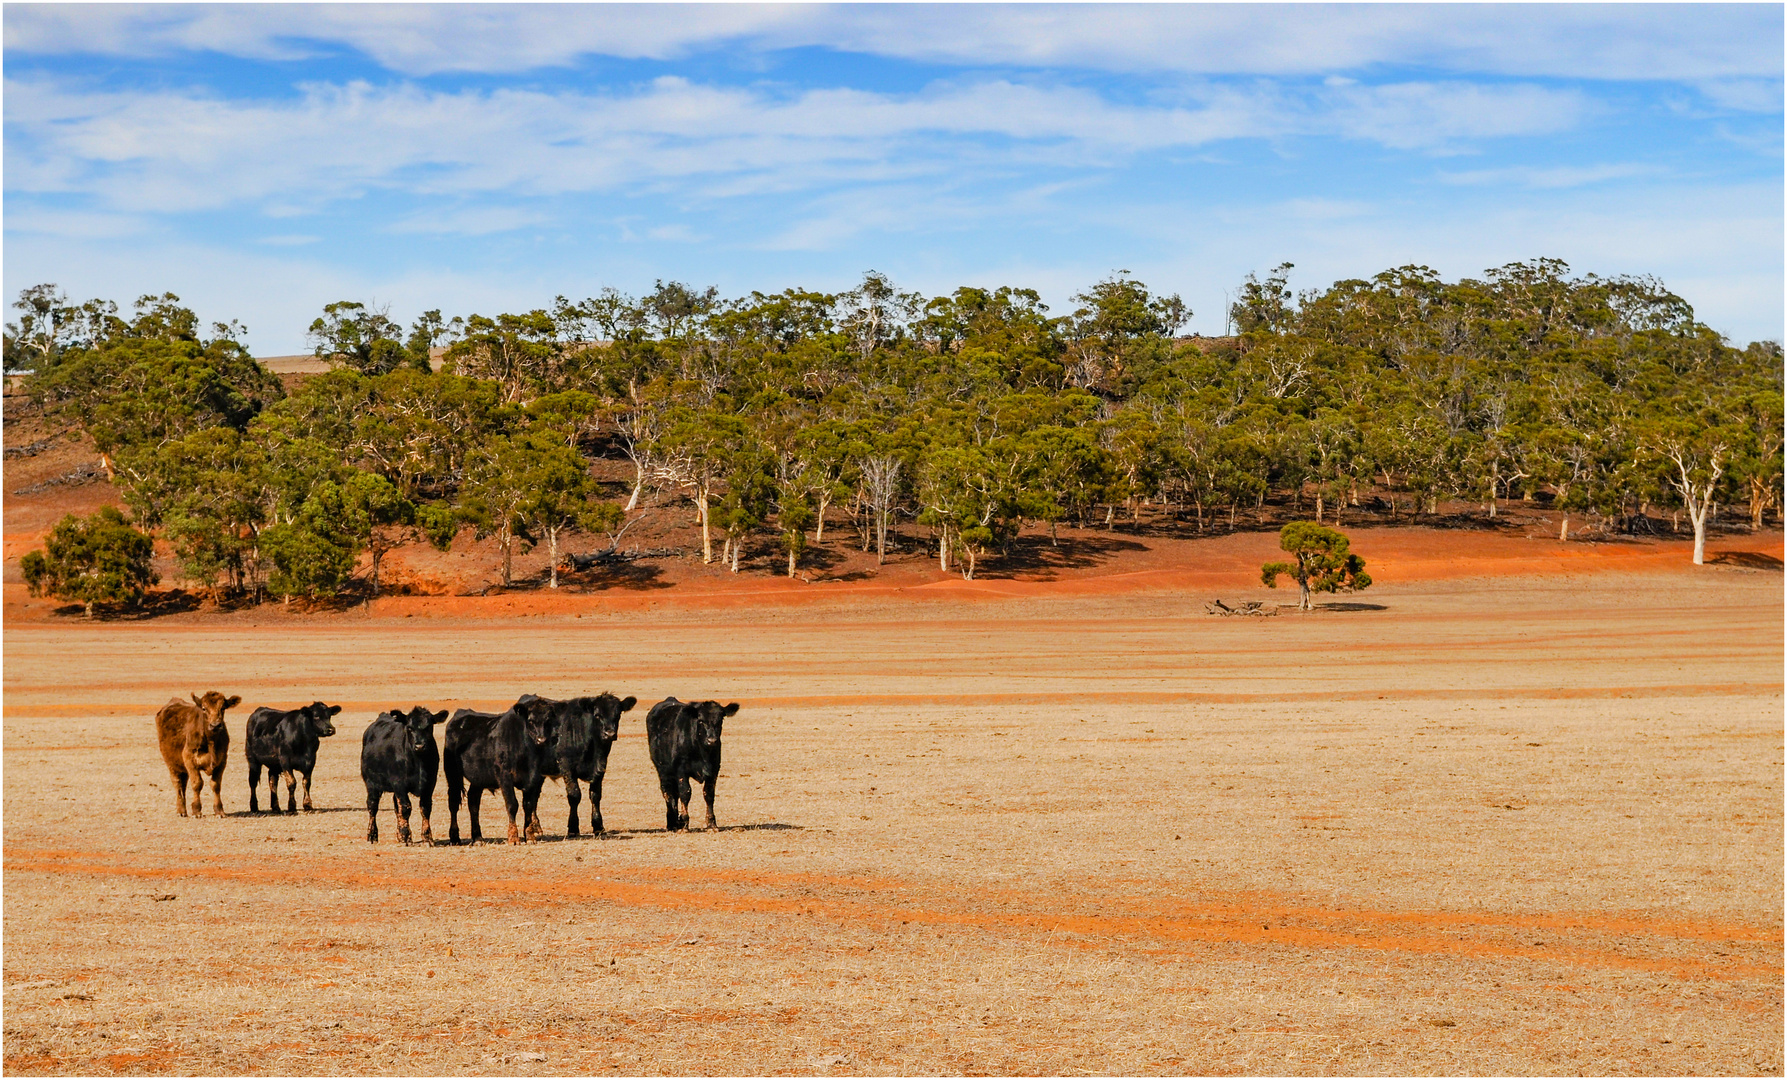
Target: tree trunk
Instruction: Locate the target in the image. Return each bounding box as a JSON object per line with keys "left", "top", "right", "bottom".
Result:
{"left": 1315, "top": 491, "right": 1323, "bottom": 523}
{"left": 625, "top": 468, "right": 645, "bottom": 512}
{"left": 500, "top": 524, "right": 513, "bottom": 586}
{"left": 815, "top": 492, "right": 830, "bottom": 543}
{"left": 730, "top": 538, "right": 741, "bottom": 573}
{"left": 547, "top": 527, "right": 559, "bottom": 589}
{"left": 875, "top": 512, "right": 888, "bottom": 566}
{"left": 787, "top": 545, "right": 797, "bottom": 578}
{"left": 1298, "top": 578, "right": 1310, "bottom": 611}
{"left": 370, "top": 547, "right": 383, "bottom": 598}
{"left": 938, "top": 526, "right": 950, "bottom": 572}
{"left": 1752, "top": 477, "right": 1768, "bottom": 531}
{"left": 1690, "top": 503, "right": 1710, "bottom": 565}
{"left": 1559, "top": 514, "right": 1568, "bottom": 542}
{"left": 698, "top": 492, "right": 713, "bottom": 563}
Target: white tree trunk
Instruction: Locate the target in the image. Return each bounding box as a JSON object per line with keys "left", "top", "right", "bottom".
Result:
{"left": 698, "top": 492, "right": 713, "bottom": 563}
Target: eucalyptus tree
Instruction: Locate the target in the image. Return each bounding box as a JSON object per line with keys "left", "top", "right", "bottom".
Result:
{"left": 309, "top": 300, "right": 416, "bottom": 375}
{"left": 21, "top": 507, "right": 159, "bottom": 618}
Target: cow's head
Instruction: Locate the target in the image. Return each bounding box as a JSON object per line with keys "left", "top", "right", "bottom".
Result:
{"left": 513, "top": 700, "right": 550, "bottom": 746}
{"left": 190, "top": 691, "right": 241, "bottom": 733}
{"left": 398, "top": 706, "right": 448, "bottom": 751}
{"left": 304, "top": 701, "right": 343, "bottom": 738}
{"left": 587, "top": 693, "right": 637, "bottom": 743}
{"left": 693, "top": 700, "right": 739, "bottom": 748}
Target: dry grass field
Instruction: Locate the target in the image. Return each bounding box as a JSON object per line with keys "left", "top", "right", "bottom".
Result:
{"left": 3, "top": 559, "right": 1781, "bottom": 1075}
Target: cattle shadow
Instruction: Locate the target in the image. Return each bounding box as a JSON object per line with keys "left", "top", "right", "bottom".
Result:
{"left": 1710, "top": 551, "right": 1784, "bottom": 571}
{"left": 228, "top": 807, "right": 364, "bottom": 818}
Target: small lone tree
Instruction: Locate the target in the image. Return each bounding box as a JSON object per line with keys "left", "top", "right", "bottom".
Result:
{"left": 1261, "top": 521, "right": 1370, "bottom": 611}
{"left": 21, "top": 506, "right": 159, "bottom": 617}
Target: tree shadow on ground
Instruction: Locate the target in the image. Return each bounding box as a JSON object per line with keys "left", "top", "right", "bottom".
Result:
{"left": 49, "top": 589, "right": 205, "bottom": 621}
{"left": 1313, "top": 601, "right": 1389, "bottom": 612}
{"left": 1709, "top": 551, "right": 1784, "bottom": 571}
{"left": 987, "top": 534, "right": 1149, "bottom": 580}
{"left": 530, "top": 560, "right": 676, "bottom": 592}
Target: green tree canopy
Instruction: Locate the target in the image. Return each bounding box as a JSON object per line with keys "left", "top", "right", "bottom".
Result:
{"left": 1261, "top": 521, "right": 1372, "bottom": 611}
{"left": 21, "top": 506, "right": 160, "bottom": 617}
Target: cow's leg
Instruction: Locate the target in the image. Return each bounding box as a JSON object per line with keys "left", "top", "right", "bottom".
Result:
{"left": 523, "top": 782, "right": 543, "bottom": 843}
{"left": 588, "top": 770, "right": 606, "bottom": 835}
{"left": 501, "top": 784, "right": 522, "bottom": 845}
{"left": 416, "top": 790, "right": 435, "bottom": 846}
{"left": 659, "top": 775, "right": 681, "bottom": 831}
{"left": 702, "top": 776, "right": 718, "bottom": 830}
{"left": 212, "top": 766, "right": 227, "bottom": 816}
{"left": 280, "top": 769, "right": 297, "bottom": 814}
{"left": 395, "top": 790, "right": 414, "bottom": 846}
{"left": 565, "top": 777, "right": 582, "bottom": 838}
{"left": 190, "top": 769, "right": 207, "bottom": 818}
{"left": 447, "top": 776, "right": 464, "bottom": 845}
{"left": 247, "top": 761, "right": 262, "bottom": 813}
{"left": 676, "top": 777, "right": 692, "bottom": 832}
{"left": 300, "top": 768, "right": 315, "bottom": 812}
{"left": 468, "top": 788, "right": 485, "bottom": 843}
{"left": 365, "top": 788, "right": 381, "bottom": 843}
{"left": 171, "top": 768, "right": 190, "bottom": 818}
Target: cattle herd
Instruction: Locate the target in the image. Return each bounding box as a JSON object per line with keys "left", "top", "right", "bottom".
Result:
{"left": 152, "top": 691, "right": 740, "bottom": 845}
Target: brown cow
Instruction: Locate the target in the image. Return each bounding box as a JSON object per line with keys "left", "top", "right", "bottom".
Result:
{"left": 155, "top": 692, "right": 240, "bottom": 817}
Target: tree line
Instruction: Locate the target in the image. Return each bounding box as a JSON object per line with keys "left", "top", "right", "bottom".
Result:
{"left": 6, "top": 259, "right": 1781, "bottom": 608}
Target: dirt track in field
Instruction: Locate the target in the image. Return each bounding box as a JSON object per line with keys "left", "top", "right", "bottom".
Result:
{"left": 4, "top": 556, "right": 1783, "bottom": 1075}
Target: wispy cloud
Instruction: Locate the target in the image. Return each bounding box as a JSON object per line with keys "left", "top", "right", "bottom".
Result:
{"left": 386, "top": 206, "right": 549, "bottom": 236}
{"left": 1436, "top": 163, "right": 1665, "bottom": 190}
{"left": 3, "top": 74, "right": 1592, "bottom": 216}
{"left": 5, "top": 5, "right": 1781, "bottom": 81}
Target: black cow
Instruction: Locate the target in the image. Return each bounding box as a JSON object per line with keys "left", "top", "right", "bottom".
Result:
{"left": 517, "top": 693, "right": 638, "bottom": 836}
{"left": 443, "top": 700, "right": 551, "bottom": 845}
{"left": 360, "top": 706, "right": 448, "bottom": 844}
{"left": 245, "top": 701, "right": 341, "bottom": 813}
{"left": 645, "top": 697, "right": 738, "bottom": 831}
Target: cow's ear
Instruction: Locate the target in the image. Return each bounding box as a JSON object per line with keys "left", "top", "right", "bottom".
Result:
{"left": 328, "top": 704, "right": 343, "bottom": 716}
{"left": 191, "top": 693, "right": 203, "bottom": 706}
{"left": 722, "top": 702, "right": 740, "bottom": 717}
{"left": 620, "top": 696, "right": 637, "bottom": 712}
{"left": 431, "top": 710, "right": 449, "bottom": 725}
{"left": 225, "top": 695, "right": 242, "bottom": 709}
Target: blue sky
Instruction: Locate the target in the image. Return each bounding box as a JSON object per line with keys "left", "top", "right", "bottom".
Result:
{"left": 5, "top": 3, "right": 1782, "bottom": 354}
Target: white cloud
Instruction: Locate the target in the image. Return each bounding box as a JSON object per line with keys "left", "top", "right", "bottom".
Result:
{"left": 5, "top": 5, "right": 1781, "bottom": 81}
{"left": 386, "top": 206, "right": 550, "bottom": 236}
{"left": 3, "top": 74, "right": 1591, "bottom": 214}
{"left": 1436, "top": 164, "right": 1664, "bottom": 190}
{"left": 1694, "top": 78, "right": 1787, "bottom": 114}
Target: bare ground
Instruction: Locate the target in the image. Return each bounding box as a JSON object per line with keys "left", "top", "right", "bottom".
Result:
{"left": 3, "top": 566, "right": 1782, "bottom": 1075}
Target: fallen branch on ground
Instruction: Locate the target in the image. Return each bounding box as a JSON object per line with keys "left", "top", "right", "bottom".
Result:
{"left": 1204, "top": 598, "right": 1279, "bottom": 617}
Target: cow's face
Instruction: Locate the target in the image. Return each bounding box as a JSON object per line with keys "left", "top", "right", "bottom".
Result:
{"left": 589, "top": 694, "right": 637, "bottom": 743}
{"left": 694, "top": 701, "right": 738, "bottom": 748}
{"left": 399, "top": 706, "right": 445, "bottom": 751}
{"left": 306, "top": 702, "right": 342, "bottom": 738}
{"left": 514, "top": 701, "right": 550, "bottom": 746}
{"left": 191, "top": 691, "right": 241, "bottom": 732}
